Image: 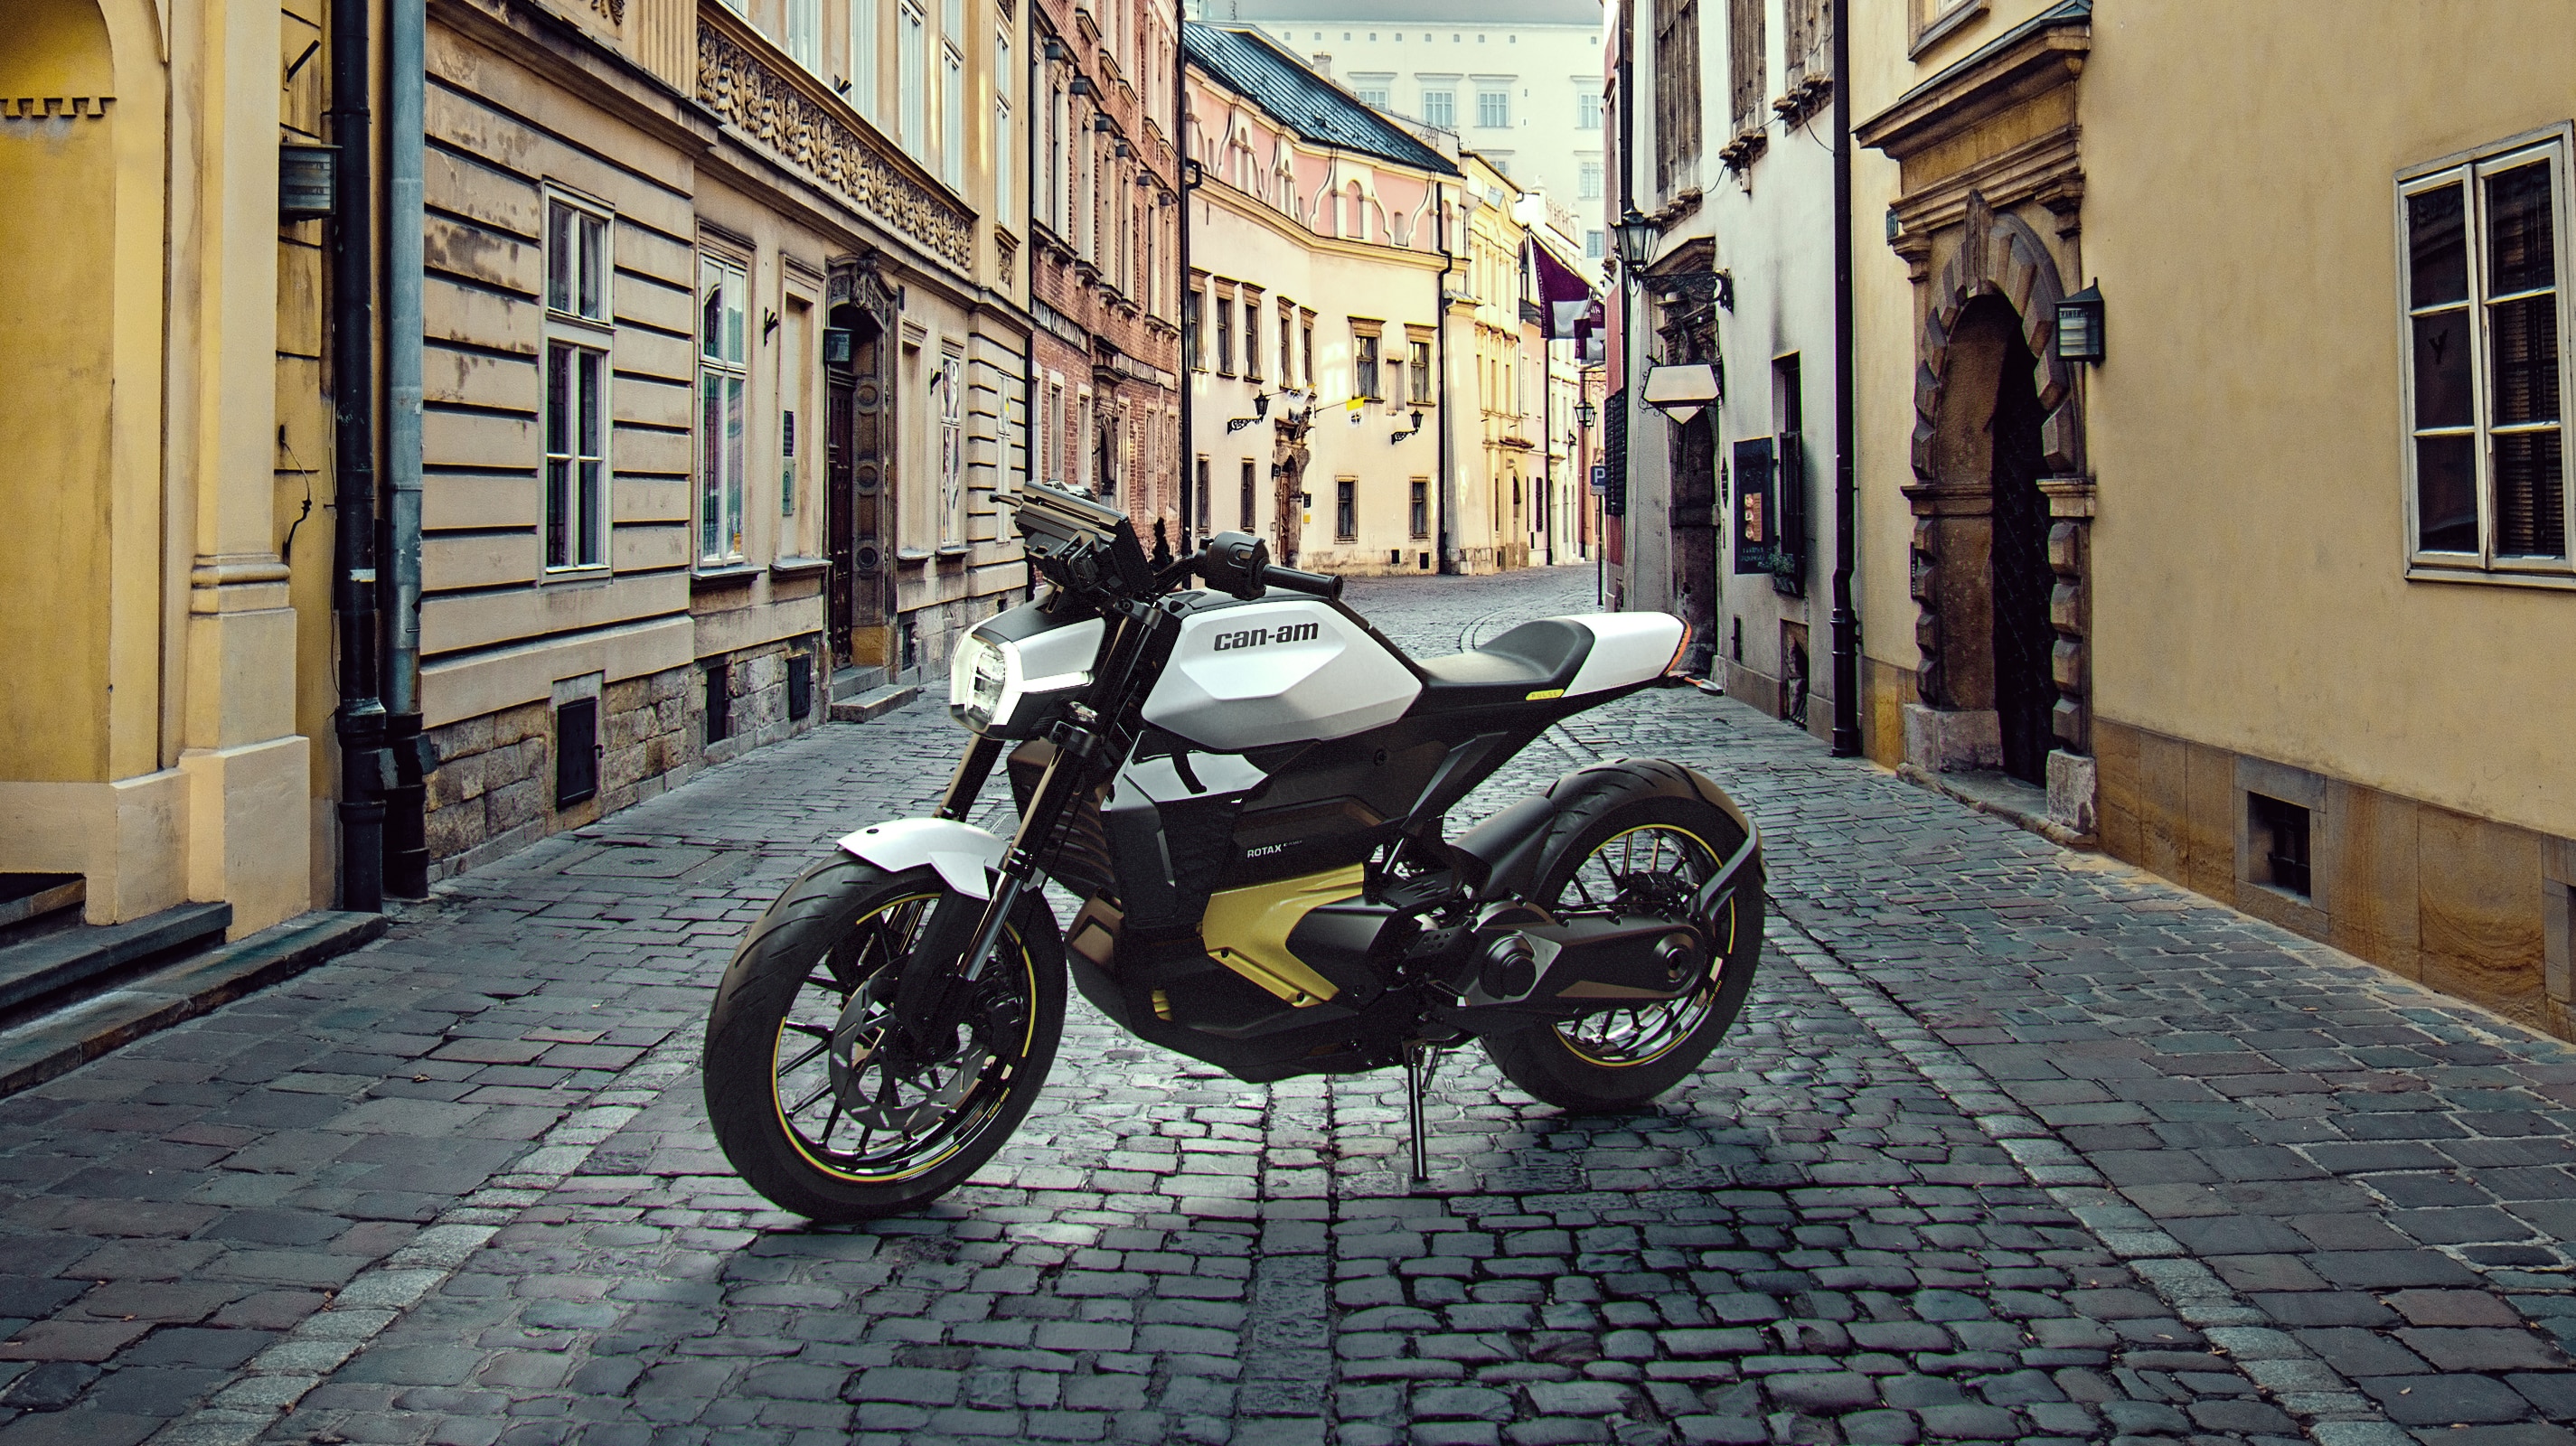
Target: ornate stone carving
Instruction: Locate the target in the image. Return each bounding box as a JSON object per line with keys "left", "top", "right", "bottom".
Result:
{"left": 592, "top": 0, "right": 625, "bottom": 25}
{"left": 698, "top": 22, "right": 973, "bottom": 273}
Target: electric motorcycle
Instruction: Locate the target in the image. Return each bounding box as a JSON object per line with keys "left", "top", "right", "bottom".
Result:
{"left": 701, "top": 482, "right": 1763, "bottom": 1221}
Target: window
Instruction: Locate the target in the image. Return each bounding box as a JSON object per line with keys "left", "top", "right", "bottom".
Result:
{"left": 1579, "top": 160, "right": 1604, "bottom": 200}
{"left": 2402, "top": 132, "right": 2571, "bottom": 572}
{"left": 697, "top": 253, "right": 748, "bottom": 564}
{"left": 1241, "top": 460, "right": 1257, "bottom": 531}
{"left": 544, "top": 200, "right": 611, "bottom": 571}
{"left": 1045, "top": 83, "right": 1063, "bottom": 230}
{"left": 786, "top": 0, "right": 821, "bottom": 70}
{"left": 1302, "top": 314, "right": 1315, "bottom": 387}
{"left": 1195, "top": 455, "right": 1210, "bottom": 533}
{"left": 1408, "top": 337, "right": 1433, "bottom": 405}
{"left": 1423, "top": 89, "right": 1455, "bottom": 128}
{"left": 1357, "top": 86, "right": 1389, "bottom": 108}
{"left": 1279, "top": 302, "right": 1294, "bottom": 382}
{"left": 1215, "top": 294, "right": 1235, "bottom": 374}
{"left": 1585, "top": 229, "right": 1605, "bottom": 259}
{"left": 1578, "top": 90, "right": 1603, "bottom": 128}
{"left": 1245, "top": 301, "right": 1262, "bottom": 381}
{"left": 1477, "top": 89, "right": 1509, "bottom": 129}
{"left": 544, "top": 343, "right": 608, "bottom": 570}
{"left": 995, "top": 33, "right": 1012, "bottom": 226}
{"left": 2248, "top": 793, "right": 2313, "bottom": 898}
{"left": 942, "top": 46, "right": 964, "bottom": 189}
{"left": 1409, "top": 478, "right": 1428, "bottom": 538}
{"left": 1654, "top": 0, "right": 1703, "bottom": 191}
{"left": 1355, "top": 329, "right": 1382, "bottom": 399}
{"left": 939, "top": 346, "right": 965, "bottom": 544}
{"left": 1185, "top": 283, "right": 1203, "bottom": 371}
{"left": 1727, "top": 0, "right": 1764, "bottom": 136}
{"left": 1336, "top": 477, "right": 1358, "bottom": 540}
{"left": 899, "top": 3, "right": 926, "bottom": 159}
{"left": 850, "top": 0, "right": 878, "bottom": 117}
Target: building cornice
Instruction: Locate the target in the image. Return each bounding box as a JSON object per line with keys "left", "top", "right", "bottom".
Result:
{"left": 1855, "top": 0, "right": 2089, "bottom": 163}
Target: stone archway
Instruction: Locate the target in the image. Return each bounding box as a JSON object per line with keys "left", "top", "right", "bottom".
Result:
{"left": 1902, "top": 192, "right": 2094, "bottom": 780}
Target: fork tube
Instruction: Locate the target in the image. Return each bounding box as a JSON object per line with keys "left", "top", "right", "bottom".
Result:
{"left": 936, "top": 736, "right": 1004, "bottom": 821}
{"left": 954, "top": 737, "right": 1082, "bottom": 984}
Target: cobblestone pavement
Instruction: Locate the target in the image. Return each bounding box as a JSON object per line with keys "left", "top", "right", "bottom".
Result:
{"left": 0, "top": 568, "right": 2572, "bottom": 1446}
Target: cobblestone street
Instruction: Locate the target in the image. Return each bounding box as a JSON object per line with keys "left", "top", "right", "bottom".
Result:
{"left": 1, "top": 567, "right": 2573, "bottom": 1446}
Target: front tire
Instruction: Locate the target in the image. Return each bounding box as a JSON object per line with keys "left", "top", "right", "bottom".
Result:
{"left": 702, "top": 854, "right": 1065, "bottom": 1222}
{"left": 1483, "top": 767, "right": 1763, "bottom": 1113}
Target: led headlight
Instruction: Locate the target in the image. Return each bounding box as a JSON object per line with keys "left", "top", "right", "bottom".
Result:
{"left": 949, "top": 631, "right": 1018, "bottom": 733}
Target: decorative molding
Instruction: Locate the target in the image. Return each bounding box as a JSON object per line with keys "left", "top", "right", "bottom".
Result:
{"left": 1859, "top": 0, "right": 2089, "bottom": 162}
{"left": 591, "top": 0, "right": 624, "bottom": 24}
{"left": 697, "top": 17, "right": 973, "bottom": 273}
{"left": 1, "top": 97, "right": 113, "bottom": 118}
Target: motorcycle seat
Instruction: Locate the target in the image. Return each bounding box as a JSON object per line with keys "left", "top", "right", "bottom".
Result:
{"left": 1410, "top": 618, "right": 1594, "bottom": 711}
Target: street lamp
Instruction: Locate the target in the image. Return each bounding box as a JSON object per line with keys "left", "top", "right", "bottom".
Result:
{"left": 1612, "top": 206, "right": 1660, "bottom": 268}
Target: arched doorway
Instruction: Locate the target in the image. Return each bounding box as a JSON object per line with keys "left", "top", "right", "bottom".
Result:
{"left": 1923, "top": 296, "right": 2053, "bottom": 784}
{"left": 825, "top": 258, "right": 897, "bottom": 671}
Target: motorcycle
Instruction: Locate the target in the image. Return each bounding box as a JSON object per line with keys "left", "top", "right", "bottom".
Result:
{"left": 701, "top": 482, "right": 1764, "bottom": 1221}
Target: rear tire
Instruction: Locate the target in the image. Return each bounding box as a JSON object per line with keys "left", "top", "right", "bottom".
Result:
{"left": 1483, "top": 768, "right": 1763, "bottom": 1113}
{"left": 702, "top": 854, "right": 1065, "bottom": 1222}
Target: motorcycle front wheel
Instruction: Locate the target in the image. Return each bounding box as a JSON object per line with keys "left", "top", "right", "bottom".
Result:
{"left": 702, "top": 855, "right": 1064, "bottom": 1222}
{"left": 1483, "top": 781, "right": 1763, "bottom": 1113}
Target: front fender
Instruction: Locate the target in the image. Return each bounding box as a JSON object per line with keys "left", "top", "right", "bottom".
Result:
{"left": 835, "top": 818, "right": 1006, "bottom": 900}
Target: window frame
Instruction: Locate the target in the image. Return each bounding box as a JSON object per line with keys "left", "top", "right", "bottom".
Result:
{"left": 2398, "top": 125, "right": 2576, "bottom": 584}
{"left": 543, "top": 194, "right": 615, "bottom": 575}
{"left": 1335, "top": 476, "right": 1359, "bottom": 541}
{"left": 849, "top": 0, "right": 879, "bottom": 117}
{"left": 938, "top": 343, "right": 966, "bottom": 547}
{"left": 898, "top": 0, "right": 927, "bottom": 161}
{"left": 1353, "top": 324, "right": 1384, "bottom": 401}
{"left": 1422, "top": 88, "right": 1455, "bottom": 129}
{"left": 1477, "top": 89, "right": 1509, "bottom": 130}
{"left": 696, "top": 249, "right": 751, "bottom": 568}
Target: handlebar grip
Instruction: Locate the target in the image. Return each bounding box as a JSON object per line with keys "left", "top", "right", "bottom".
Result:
{"left": 1263, "top": 564, "right": 1343, "bottom": 600}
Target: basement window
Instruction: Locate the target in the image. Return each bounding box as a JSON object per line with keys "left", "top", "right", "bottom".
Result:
{"left": 555, "top": 699, "right": 599, "bottom": 808}
{"left": 2248, "top": 793, "right": 2313, "bottom": 898}
{"left": 787, "top": 652, "right": 814, "bottom": 722}
{"left": 705, "top": 662, "right": 731, "bottom": 745}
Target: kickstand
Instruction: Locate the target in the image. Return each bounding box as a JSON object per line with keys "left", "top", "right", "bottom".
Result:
{"left": 1404, "top": 1040, "right": 1442, "bottom": 1190}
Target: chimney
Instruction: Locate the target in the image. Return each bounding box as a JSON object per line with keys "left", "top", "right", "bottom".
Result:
{"left": 1312, "top": 52, "right": 1332, "bottom": 78}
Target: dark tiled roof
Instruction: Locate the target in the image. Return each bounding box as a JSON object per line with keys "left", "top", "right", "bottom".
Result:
{"left": 1184, "top": 23, "right": 1462, "bottom": 177}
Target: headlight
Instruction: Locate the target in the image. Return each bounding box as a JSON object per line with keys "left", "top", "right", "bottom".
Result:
{"left": 949, "top": 632, "right": 1018, "bottom": 733}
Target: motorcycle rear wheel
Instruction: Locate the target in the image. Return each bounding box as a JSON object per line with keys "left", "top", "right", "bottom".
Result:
{"left": 702, "top": 855, "right": 1064, "bottom": 1222}
{"left": 1484, "top": 786, "right": 1763, "bottom": 1113}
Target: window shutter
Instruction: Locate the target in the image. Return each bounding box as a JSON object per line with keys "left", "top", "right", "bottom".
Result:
{"left": 1772, "top": 431, "right": 1806, "bottom": 595}
{"left": 1603, "top": 389, "right": 1629, "bottom": 517}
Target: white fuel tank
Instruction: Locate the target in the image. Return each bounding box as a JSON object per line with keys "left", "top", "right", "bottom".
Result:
{"left": 1142, "top": 596, "right": 1422, "bottom": 750}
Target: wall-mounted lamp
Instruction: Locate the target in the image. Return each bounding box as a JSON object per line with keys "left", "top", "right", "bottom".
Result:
{"left": 1611, "top": 205, "right": 1660, "bottom": 266}
{"left": 1575, "top": 399, "right": 1597, "bottom": 430}
{"left": 1391, "top": 408, "right": 1425, "bottom": 442}
{"left": 762, "top": 308, "right": 780, "bottom": 341}
{"left": 2055, "top": 283, "right": 2105, "bottom": 363}
{"left": 279, "top": 143, "right": 338, "bottom": 220}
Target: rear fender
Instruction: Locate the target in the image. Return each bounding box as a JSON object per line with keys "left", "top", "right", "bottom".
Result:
{"left": 1453, "top": 758, "right": 1759, "bottom": 904}
{"left": 836, "top": 818, "right": 1006, "bottom": 900}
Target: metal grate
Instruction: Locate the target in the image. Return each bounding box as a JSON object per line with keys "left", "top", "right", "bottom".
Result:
{"left": 787, "top": 653, "right": 813, "bottom": 721}
{"left": 2250, "top": 793, "right": 2313, "bottom": 897}
{"left": 704, "top": 662, "right": 731, "bottom": 745}
{"left": 555, "top": 699, "right": 599, "bottom": 807}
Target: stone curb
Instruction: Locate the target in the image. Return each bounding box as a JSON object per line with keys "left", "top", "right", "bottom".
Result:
{"left": 1769, "top": 915, "right": 2403, "bottom": 1433}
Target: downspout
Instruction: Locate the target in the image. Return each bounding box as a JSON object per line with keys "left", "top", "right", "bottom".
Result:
{"left": 1614, "top": 42, "right": 1635, "bottom": 608}
{"left": 1175, "top": 33, "right": 1193, "bottom": 544}
{"left": 329, "top": 0, "right": 386, "bottom": 913}
{"left": 382, "top": 0, "right": 431, "bottom": 897}
{"left": 1024, "top": 25, "right": 1040, "bottom": 566}
{"left": 1434, "top": 184, "right": 1453, "bottom": 573}
{"left": 1828, "top": 1, "right": 1861, "bottom": 756}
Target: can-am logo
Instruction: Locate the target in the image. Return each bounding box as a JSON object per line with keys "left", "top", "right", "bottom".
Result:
{"left": 1211, "top": 622, "right": 1321, "bottom": 652}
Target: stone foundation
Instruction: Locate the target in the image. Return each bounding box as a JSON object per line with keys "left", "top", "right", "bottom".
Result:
{"left": 1903, "top": 703, "right": 2001, "bottom": 773}
{"left": 424, "top": 634, "right": 825, "bottom": 879}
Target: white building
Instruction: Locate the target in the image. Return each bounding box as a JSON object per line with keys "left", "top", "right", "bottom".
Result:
{"left": 1202, "top": 0, "right": 1608, "bottom": 253}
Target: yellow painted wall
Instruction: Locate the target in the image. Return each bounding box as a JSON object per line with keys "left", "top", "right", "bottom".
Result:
{"left": 2077, "top": 1, "right": 2576, "bottom": 840}
{"left": 0, "top": 0, "right": 118, "bottom": 782}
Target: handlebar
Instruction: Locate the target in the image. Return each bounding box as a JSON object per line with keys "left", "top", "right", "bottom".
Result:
{"left": 1262, "top": 564, "right": 1343, "bottom": 600}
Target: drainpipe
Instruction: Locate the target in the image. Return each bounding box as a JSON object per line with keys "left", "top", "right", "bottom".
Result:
{"left": 382, "top": 0, "right": 431, "bottom": 897}
{"left": 1828, "top": 3, "right": 1861, "bottom": 756}
{"left": 1175, "top": 35, "right": 1193, "bottom": 544}
{"left": 330, "top": 0, "right": 385, "bottom": 912}
{"left": 1434, "top": 183, "right": 1453, "bottom": 573}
